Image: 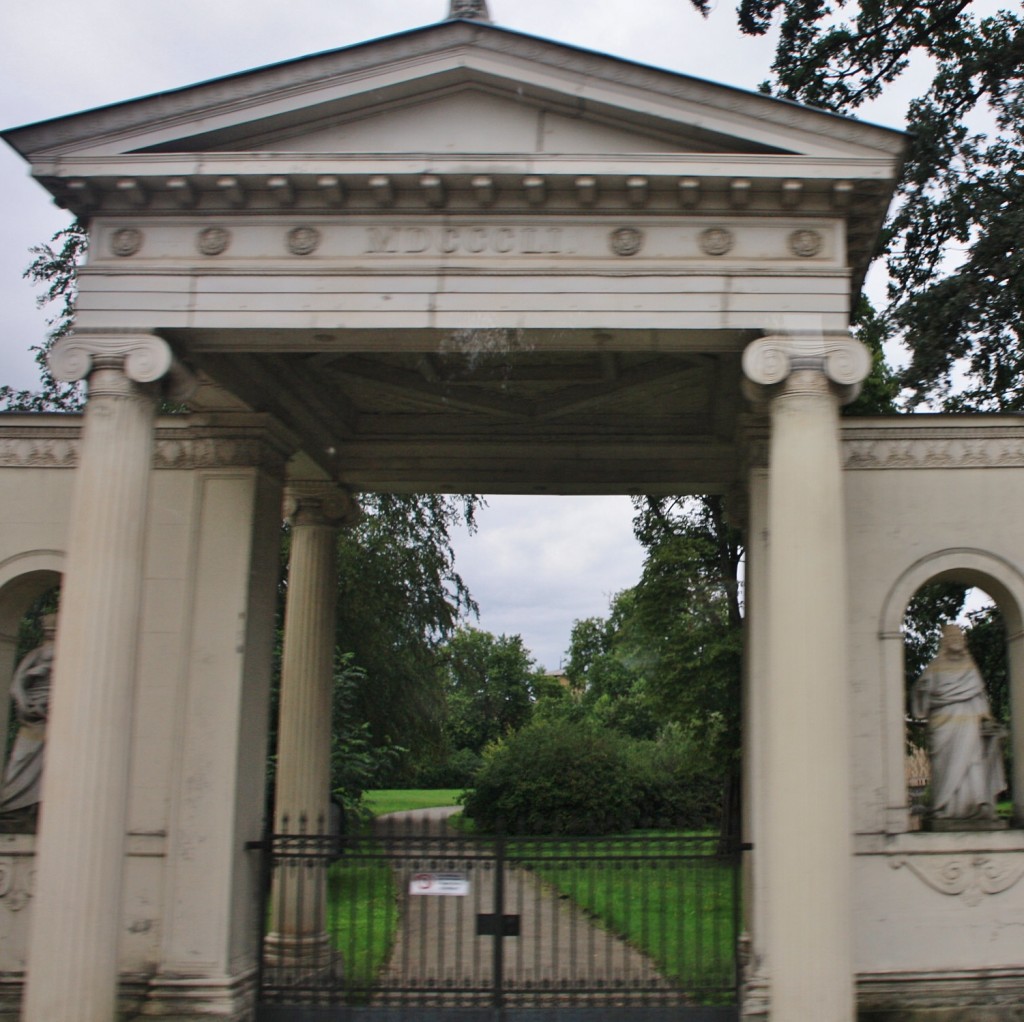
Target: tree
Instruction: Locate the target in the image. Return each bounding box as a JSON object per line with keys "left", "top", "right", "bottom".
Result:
{"left": 709, "top": 0, "right": 1024, "bottom": 412}
{"left": 563, "top": 591, "right": 660, "bottom": 740}
{"left": 0, "top": 221, "right": 86, "bottom": 412}
{"left": 440, "top": 626, "right": 552, "bottom": 756}
{"left": 630, "top": 495, "right": 744, "bottom": 776}
{"left": 333, "top": 492, "right": 481, "bottom": 765}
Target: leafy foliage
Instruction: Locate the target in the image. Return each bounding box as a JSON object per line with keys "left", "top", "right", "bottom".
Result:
{"left": 329, "top": 655, "right": 405, "bottom": 822}
{"left": 564, "top": 591, "right": 660, "bottom": 740}
{"left": 334, "top": 493, "right": 482, "bottom": 765}
{"left": 440, "top": 626, "right": 553, "bottom": 756}
{"left": 461, "top": 705, "right": 720, "bottom": 835}
{"left": 630, "top": 495, "right": 744, "bottom": 776}
{"left": 966, "top": 602, "right": 1008, "bottom": 726}
{"left": 716, "top": 0, "right": 1024, "bottom": 412}
{"left": 0, "top": 221, "right": 86, "bottom": 412}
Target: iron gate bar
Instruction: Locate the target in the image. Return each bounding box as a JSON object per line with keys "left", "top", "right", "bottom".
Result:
{"left": 254, "top": 816, "right": 740, "bottom": 1018}
{"left": 257, "top": 1008, "right": 739, "bottom": 1021}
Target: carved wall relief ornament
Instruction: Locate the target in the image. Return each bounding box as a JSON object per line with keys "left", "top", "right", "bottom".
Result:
{"left": 0, "top": 430, "right": 292, "bottom": 471}
{"left": 0, "top": 438, "right": 78, "bottom": 468}
{"left": 788, "top": 229, "right": 823, "bottom": 258}
{"left": 197, "top": 227, "right": 231, "bottom": 256}
{"left": 154, "top": 437, "right": 289, "bottom": 473}
{"left": 0, "top": 858, "right": 34, "bottom": 911}
{"left": 843, "top": 437, "right": 1024, "bottom": 470}
{"left": 110, "top": 228, "right": 143, "bottom": 257}
{"left": 699, "top": 227, "right": 734, "bottom": 256}
{"left": 890, "top": 855, "right": 1024, "bottom": 907}
{"left": 286, "top": 226, "right": 321, "bottom": 256}
{"left": 609, "top": 227, "right": 644, "bottom": 257}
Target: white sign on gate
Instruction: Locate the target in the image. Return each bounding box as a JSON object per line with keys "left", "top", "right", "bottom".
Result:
{"left": 409, "top": 871, "right": 470, "bottom": 896}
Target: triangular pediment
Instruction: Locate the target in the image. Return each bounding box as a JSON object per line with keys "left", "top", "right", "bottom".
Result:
{"left": 4, "top": 20, "right": 903, "bottom": 164}
{"left": 198, "top": 85, "right": 780, "bottom": 157}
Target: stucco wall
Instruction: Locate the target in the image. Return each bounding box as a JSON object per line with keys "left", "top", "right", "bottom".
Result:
{"left": 0, "top": 415, "right": 287, "bottom": 1012}
{"left": 842, "top": 417, "right": 1024, "bottom": 999}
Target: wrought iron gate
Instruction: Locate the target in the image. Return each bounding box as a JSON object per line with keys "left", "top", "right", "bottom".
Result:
{"left": 254, "top": 815, "right": 740, "bottom": 1020}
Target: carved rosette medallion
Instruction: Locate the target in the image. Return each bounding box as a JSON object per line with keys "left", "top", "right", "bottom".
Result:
{"left": 197, "top": 227, "right": 231, "bottom": 256}
{"left": 609, "top": 227, "right": 644, "bottom": 257}
{"left": 891, "top": 854, "right": 1024, "bottom": 907}
{"left": 110, "top": 228, "right": 143, "bottom": 257}
{"left": 287, "top": 227, "right": 321, "bottom": 256}
{"left": 699, "top": 227, "right": 734, "bottom": 257}
{"left": 788, "top": 229, "right": 823, "bottom": 258}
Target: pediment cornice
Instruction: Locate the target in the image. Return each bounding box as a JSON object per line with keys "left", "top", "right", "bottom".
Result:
{"left": 5, "top": 21, "right": 904, "bottom": 164}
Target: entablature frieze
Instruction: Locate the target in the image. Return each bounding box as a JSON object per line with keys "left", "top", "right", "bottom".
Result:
{"left": 85, "top": 214, "right": 847, "bottom": 272}
{"left": 841, "top": 419, "right": 1024, "bottom": 471}
{"left": 0, "top": 415, "right": 296, "bottom": 475}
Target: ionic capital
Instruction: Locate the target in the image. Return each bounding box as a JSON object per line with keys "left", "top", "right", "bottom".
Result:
{"left": 49, "top": 331, "right": 197, "bottom": 402}
{"left": 742, "top": 333, "right": 871, "bottom": 406}
{"left": 284, "top": 482, "right": 360, "bottom": 528}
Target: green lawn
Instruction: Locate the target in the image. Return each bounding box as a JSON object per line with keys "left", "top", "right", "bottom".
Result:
{"left": 327, "top": 855, "right": 397, "bottom": 992}
{"left": 508, "top": 833, "right": 738, "bottom": 1001}
{"left": 323, "top": 789, "right": 463, "bottom": 996}
{"left": 363, "top": 788, "right": 464, "bottom": 816}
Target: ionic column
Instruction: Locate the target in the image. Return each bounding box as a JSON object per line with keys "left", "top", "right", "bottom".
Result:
{"left": 23, "top": 333, "right": 194, "bottom": 1022}
{"left": 742, "top": 334, "right": 870, "bottom": 1022}
{"left": 266, "top": 483, "right": 357, "bottom": 964}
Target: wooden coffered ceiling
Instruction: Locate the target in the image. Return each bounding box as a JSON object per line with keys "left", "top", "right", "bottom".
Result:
{"left": 191, "top": 342, "right": 744, "bottom": 495}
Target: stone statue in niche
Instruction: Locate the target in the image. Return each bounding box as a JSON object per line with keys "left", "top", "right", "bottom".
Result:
{"left": 0, "top": 614, "right": 56, "bottom": 831}
{"left": 912, "top": 623, "right": 1008, "bottom": 829}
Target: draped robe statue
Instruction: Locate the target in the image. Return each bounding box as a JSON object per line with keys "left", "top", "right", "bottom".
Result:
{"left": 0, "top": 615, "right": 56, "bottom": 826}
{"left": 912, "top": 623, "right": 1006, "bottom": 822}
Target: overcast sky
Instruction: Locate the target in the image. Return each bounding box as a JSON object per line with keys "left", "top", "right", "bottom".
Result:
{"left": 0, "top": 0, "right": 924, "bottom": 669}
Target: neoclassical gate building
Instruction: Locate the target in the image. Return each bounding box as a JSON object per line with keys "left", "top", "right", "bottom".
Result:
{"left": 2, "top": 4, "right": 1024, "bottom": 1021}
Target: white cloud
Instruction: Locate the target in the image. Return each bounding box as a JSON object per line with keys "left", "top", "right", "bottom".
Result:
{"left": 451, "top": 495, "right": 645, "bottom": 670}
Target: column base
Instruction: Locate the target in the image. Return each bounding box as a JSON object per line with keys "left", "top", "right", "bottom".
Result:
{"left": 263, "top": 931, "right": 332, "bottom": 970}
{"left": 138, "top": 968, "right": 257, "bottom": 1021}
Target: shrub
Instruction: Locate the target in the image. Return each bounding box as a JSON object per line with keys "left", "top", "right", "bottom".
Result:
{"left": 461, "top": 714, "right": 721, "bottom": 835}
{"left": 461, "top": 716, "right": 637, "bottom": 834}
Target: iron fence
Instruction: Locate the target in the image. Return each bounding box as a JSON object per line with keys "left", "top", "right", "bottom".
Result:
{"left": 254, "top": 815, "right": 740, "bottom": 1020}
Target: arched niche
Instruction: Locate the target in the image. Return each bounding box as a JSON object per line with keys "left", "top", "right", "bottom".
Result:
{"left": 0, "top": 552, "right": 64, "bottom": 757}
{"left": 879, "top": 548, "right": 1024, "bottom": 830}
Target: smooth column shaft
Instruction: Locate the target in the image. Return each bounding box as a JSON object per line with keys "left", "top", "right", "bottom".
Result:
{"left": 763, "top": 371, "right": 854, "bottom": 1022}
{"left": 23, "top": 364, "right": 157, "bottom": 1022}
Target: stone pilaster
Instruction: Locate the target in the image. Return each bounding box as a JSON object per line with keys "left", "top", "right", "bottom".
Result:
{"left": 22, "top": 333, "right": 194, "bottom": 1022}
{"left": 742, "top": 333, "right": 870, "bottom": 1022}
{"left": 267, "top": 483, "right": 358, "bottom": 964}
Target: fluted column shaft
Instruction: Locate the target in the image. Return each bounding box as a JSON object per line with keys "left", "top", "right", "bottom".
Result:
{"left": 275, "top": 500, "right": 340, "bottom": 836}
{"left": 743, "top": 335, "right": 869, "bottom": 1022}
{"left": 23, "top": 359, "right": 159, "bottom": 1022}
{"left": 268, "top": 490, "right": 350, "bottom": 959}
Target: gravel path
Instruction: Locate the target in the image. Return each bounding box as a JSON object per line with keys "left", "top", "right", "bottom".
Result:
{"left": 371, "top": 808, "right": 679, "bottom": 1007}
